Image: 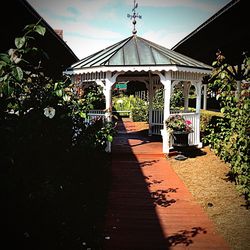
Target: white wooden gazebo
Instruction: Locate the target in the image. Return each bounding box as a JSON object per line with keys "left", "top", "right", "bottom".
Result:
{"left": 64, "top": 34, "right": 212, "bottom": 154}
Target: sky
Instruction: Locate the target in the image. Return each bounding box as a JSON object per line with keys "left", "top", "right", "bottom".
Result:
{"left": 27, "top": 0, "right": 231, "bottom": 60}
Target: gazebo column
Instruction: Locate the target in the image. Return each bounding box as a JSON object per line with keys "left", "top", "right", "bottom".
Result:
{"left": 104, "top": 80, "right": 113, "bottom": 123}
{"left": 147, "top": 73, "right": 155, "bottom": 136}
{"left": 194, "top": 81, "right": 202, "bottom": 148}
{"left": 202, "top": 84, "right": 207, "bottom": 110}
{"left": 155, "top": 71, "right": 171, "bottom": 154}
{"left": 96, "top": 72, "right": 121, "bottom": 152}
{"left": 183, "top": 82, "right": 191, "bottom": 112}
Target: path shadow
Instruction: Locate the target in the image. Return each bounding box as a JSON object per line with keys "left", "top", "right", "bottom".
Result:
{"left": 103, "top": 118, "right": 170, "bottom": 249}
{"left": 167, "top": 227, "right": 207, "bottom": 246}
{"left": 150, "top": 188, "right": 178, "bottom": 207}
{"left": 103, "top": 118, "right": 208, "bottom": 249}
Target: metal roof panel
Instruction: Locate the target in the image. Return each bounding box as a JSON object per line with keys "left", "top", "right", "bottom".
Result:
{"left": 68, "top": 35, "right": 212, "bottom": 70}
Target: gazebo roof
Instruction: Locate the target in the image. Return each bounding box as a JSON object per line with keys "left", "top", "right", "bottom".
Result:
{"left": 67, "top": 35, "right": 211, "bottom": 71}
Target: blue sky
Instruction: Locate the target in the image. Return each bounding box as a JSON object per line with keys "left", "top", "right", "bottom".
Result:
{"left": 27, "top": 0, "right": 231, "bottom": 60}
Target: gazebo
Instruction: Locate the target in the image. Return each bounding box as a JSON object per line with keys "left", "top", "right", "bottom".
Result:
{"left": 64, "top": 33, "right": 212, "bottom": 154}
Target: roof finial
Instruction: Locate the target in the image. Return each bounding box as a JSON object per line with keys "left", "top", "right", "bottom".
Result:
{"left": 127, "top": 0, "right": 142, "bottom": 35}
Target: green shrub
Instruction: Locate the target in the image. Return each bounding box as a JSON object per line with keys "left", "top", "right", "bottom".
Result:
{"left": 113, "top": 94, "right": 148, "bottom": 121}
{"left": 204, "top": 52, "right": 250, "bottom": 205}
{"left": 152, "top": 87, "right": 183, "bottom": 110}
{"left": 200, "top": 109, "right": 223, "bottom": 133}
{"left": 131, "top": 105, "right": 148, "bottom": 122}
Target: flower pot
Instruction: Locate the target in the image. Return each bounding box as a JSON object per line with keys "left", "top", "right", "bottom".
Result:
{"left": 172, "top": 131, "right": 190, "bottom": 147}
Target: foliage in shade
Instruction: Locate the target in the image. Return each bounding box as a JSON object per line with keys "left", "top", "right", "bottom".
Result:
{"left": 0, "top": 22, "right": 115, "bottom": 249}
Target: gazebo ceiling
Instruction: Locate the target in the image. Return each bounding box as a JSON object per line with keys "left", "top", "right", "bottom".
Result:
{"left": 66, "top": 35, "right": 211, "bottom": 71}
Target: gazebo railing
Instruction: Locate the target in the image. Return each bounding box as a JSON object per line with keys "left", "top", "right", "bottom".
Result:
{"left": 86, "top": 109, "right": 131, "bottom": 123}
{"left": 151, "top": 110, "right": 164, "bottom": 135}
{"left": 86, "top": 109, "right": 200, "bottom": 147}
{"left": 151, "top": 109, "right": 200, "bottom": 146}
{"left": 85, "top": 110, "right": 106, "bottom": 123}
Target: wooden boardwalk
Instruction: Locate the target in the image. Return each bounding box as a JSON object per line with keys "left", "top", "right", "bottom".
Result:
{"left": 102, "top": 118, "right": 230, "bottom": 250}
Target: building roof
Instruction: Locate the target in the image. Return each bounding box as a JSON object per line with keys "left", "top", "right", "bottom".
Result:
{"left": 1, "top": 0, "right": 78, "bottom": 78}
{"left": 68, "top": 35, "right": 211, "bottom": 72}
{"left": 172, "top": 0, "right": 249, "bottom": 66}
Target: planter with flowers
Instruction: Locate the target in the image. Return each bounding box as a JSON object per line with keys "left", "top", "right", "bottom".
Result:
{"left": 165, "top": 115, "right": 193, "bottom": 147}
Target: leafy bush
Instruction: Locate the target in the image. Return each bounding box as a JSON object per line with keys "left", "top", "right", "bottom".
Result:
{"left": 153, "top": 88, "right": 164, "bottom": 110}
{"left": 0, "top": 22, "right": 114, "bottom": 249}
{"left": 152, "top": 87, "right": 183, "bottom": 110}
{"left": 131, "top": 105, "right": 148, "bottom": 122}
{"left": 113, "top": 94, "right": 148, "bottom": 121}
{"left": 200, "top": 109, "right": 223, "bottom": 133}
{"left": 204, "top": 52, "right": 250, "bottom": 205}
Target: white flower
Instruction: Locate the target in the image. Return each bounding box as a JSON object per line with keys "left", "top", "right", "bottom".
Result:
{"left": 8, "top": 48, "right": 21, "bottom": 64}
{"left": 117, "top": 99, "right": 123, "bottom": 104}
{"left": 44, "top": 107, "right": 55, "bottom": 119}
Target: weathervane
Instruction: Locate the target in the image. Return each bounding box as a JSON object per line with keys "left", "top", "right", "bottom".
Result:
{"left": 127, "top": 0, "right": 142, "bottom": 35}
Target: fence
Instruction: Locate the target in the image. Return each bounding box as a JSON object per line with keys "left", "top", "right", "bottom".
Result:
{"left": 135, "top": 90, "right": 148, "bottom": 101}
{"left": 151, "top": 109, "right": 200, "bottom": 146}
{"left": 86, "top": 109, "right": 200, "bottom": 147}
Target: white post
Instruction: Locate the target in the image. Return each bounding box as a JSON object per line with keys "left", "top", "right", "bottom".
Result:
{"left": 102, "top": 72, "right": 121, "bottom": 152}
{"left": 183, "top": 82, "right": 190, "bottom": 112}
{"left": 105, "top": 82, "right": 112, "bottom": 122}
{"left": 104, "top": 72, "right": 122, "bottom": 123}
{"left": 196, "top": 83, "right": 201, "bottom": 113}
{"left": 202, "top": 84, "right": 207, "bottom": 110}
{"left": 194, "top": 82, "right": 202, "bottom": 148}
{"left": 147, "top": 74, "right": 154, "bottom": 136}
{"left": 154, "top": 71, "right": 171, "bottom": 154}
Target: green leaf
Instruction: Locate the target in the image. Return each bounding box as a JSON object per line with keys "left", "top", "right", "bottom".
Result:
{"left": 63, "top": 94, "right": 71, "bottom": 102}
{"left": 15, "top": 37, "right": 26, "bottom": 49}
{"left": 34, "top": 25, "right": 46, "bottom": 36}
{"left": 55, "top": 89, "right": 63, "bottom": 97}
{"left": 54, "top": 82, "right": 58, "bottom": 90}
{"left": 220, "top": 107, "right": 226, "bottom": 113}
{"left": 23, "top": 24, "right": 35, "bottom": 31}
{"left": 0, "top": 61, "right": 7, "bottom": 70}
{"left": 12, "top": 66, "right": 23, "bottom": 81}
{"left": 243, "top": 103, "right": 248, "bottom": 110}
{"left": 0, "top": 53, "right": 11, "bottom": 63}
{"left": 220, "top": 72, "right": 226, "bottom": 79}
{"left": 107, "top": 135, "right": 113, "bottom": 142}
{"left": 2, "top": 82, "right": 14, "bottom": 95}
{"left": 212, "top": 61, "right": 217, "bottom": 66}
{"left": 79, "top": 112, "right": 86, "bottom": 118}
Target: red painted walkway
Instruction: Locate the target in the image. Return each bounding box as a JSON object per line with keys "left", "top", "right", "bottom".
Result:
{"left": 102, "top": 118, "right": 230, "bottom": 250}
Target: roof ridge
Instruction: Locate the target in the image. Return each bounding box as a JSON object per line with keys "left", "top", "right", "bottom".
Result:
{"left": 172, "top": 0, "right": 240, "bottom": 50}
{"left": 104, "top": 35, "right": 134, "bottom": 65}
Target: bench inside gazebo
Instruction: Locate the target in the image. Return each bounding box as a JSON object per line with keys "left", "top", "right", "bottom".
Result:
{"left": 63, "top": 13, "right": 212, "bottom": 154}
